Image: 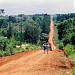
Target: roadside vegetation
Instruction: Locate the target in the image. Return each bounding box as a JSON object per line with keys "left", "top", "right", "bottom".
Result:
{"left": 0, "top": 36, "right": 41, "bottom": 57}
{"left": 0, "top": 11, "right": 49, "bottom": 57}
{"left": 54, "top": 13, "right": 75, "bottom": 75}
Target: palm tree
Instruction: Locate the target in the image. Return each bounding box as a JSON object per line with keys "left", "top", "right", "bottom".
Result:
{"left": 0, "top": 9, "right": 4, "bottom": 16}
{"left": 0, "top": 9, "right": 5, "bottom": 27}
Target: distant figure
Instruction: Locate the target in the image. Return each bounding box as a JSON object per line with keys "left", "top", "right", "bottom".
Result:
{"left": 49, "top": 43, "right": 52, "bottom": 51}
{"left": 43, "top": 43, "right": 46, "bottom": 54}
{"left": 43, "top": 43, "right": 49, "bottom": 54}
{"left": 43, "top": 43, "right": 45, "bottom": 50}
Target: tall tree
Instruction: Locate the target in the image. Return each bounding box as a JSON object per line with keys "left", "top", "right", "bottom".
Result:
{"left": 24, "top": 17, "right": 42, "bottom": 44}
{"left": 7, "top": 16, "right": 14, "bottom": 38}
{"left": 42, "top": 14, "right": 50, "bottom": 34}
{"left": 57, "top": 18, "right": 75, "bottom": 46}
{"left": 19, "top": 14, "right": 23, "bottom": 48}
{"left": 0, "top": 9, "right": 4, "bottom": 16}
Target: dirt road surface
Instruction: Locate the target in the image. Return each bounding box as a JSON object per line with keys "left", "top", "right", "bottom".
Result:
{"left": 0, "top": 20, "right": 72, "bottom": 75}
{"left": 48, "top": 20, "right": 58, "bottom": 50}
{"left": 0, "top": 50, "right": 72, "bottom": 75}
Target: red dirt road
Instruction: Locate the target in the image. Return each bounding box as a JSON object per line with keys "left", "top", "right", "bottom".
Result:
{"left": 0, "top": 50, "right": 72, "bottom": 75}
{"left": 48, "top": 20, "right": 58, "bottom": 50}
{"left": 0, "top": 20, "right": 72, "bottom": 75}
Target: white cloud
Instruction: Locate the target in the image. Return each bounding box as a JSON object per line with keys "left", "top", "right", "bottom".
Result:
{"left": 0, "top": 0, "right": 66, "bottom": 4}
{"left": 0, "top": 0, "right": 74, "bottom": 15}
{"left": 74, "top": 0, "right": 75, "bottom": 12}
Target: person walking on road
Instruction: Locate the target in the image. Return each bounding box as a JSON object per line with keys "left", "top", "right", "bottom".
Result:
{"left": 43, "top": 43, "right": 49, "bottom": 54}
{"left": 43, "top": 43, "right": 46, "bottom": 54}
{"left": 45, "top": 43, "right": 49, "bottom": 54}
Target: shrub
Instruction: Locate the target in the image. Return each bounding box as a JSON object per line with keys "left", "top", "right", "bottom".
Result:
{"left": 5, "top": 50, "right": 11, "bottom": 56}
{"left": 58, "top": 41, "right": 64, "bottom": 50}
{"left": 0, "top": 50, "right": 5, "bottom": 57}
{"left": 64, "top": 44, "right": 74, "bottom": 55}
{"left": 25, "top": 44, "right": 41, "bottom": 51}
{"left": 9, "top": 38, "right": 17, "bottom": 48}
{"left": 5, "top": 44, "right": 13, "bottom": 55}
{"left": 12, "top": 48, "right": 25, "bottom": 54}
{"left": 0, "top": 36, "right": 7, "bottom": 51}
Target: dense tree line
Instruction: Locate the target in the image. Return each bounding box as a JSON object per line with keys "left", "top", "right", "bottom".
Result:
{"left": 58, "top": 18, "right": 75, "bottom": 45}
{"left": 0, "top": 13, "right": 50, "bottom": 45}
{"left": 54, "top": 13, "right": 75, "bottom": 22}
{"left": 54, "top": 13, "right": 75, "bottom": 51}
{"left": 0, "top": 13, "right": 75, "bottom": 45}
{"left": 0, "top": 13, "right": 51, "bottom": 56}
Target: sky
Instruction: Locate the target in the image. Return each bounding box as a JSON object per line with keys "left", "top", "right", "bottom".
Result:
{"left": 0, "top": 0, "right": 74, "bottom": 15}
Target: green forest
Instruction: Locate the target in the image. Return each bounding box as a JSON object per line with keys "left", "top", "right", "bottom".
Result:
{"left": 0, "top": 9, "right": 75, "bottom": 56}
{"left": 0, "top": 10, "right": 75, "bottom": 56}
{"left": 0, "top": 10, "right": 51, "bottom": 56}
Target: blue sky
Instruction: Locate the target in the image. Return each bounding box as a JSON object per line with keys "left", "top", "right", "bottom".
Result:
{"left": 0, "top": 0, "right": 74, "bottom": 15}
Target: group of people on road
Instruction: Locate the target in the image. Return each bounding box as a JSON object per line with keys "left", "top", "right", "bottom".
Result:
{"left": 43, "top": 43, "right": 52, "bottom": 54}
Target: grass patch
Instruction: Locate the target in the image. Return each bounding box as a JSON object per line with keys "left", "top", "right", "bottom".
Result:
{"left": 68, "top": 53, "right": 75, "bottom": 75}
{"left": 64, "top": 44, "right": 74, "bottom": 55}
{"left": 72, "top": 67, "right": 75, "bottom": 75}
{"left": 21, "top": 43, "right": 41, "bottom": 52}
{"left": 0, "top": 50, "right": 5, "bottom": 57}
{"left": 68, "top": 53, "right": 75, "bottom": 65}
{"left": 12, "top": 48, "right": 25, "bottom": 55}
{"left": 12, "top": 43, "right": 41, "bottom": 54}
{"left": 0, "top": 43, "right": 41, "bottom": 57}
